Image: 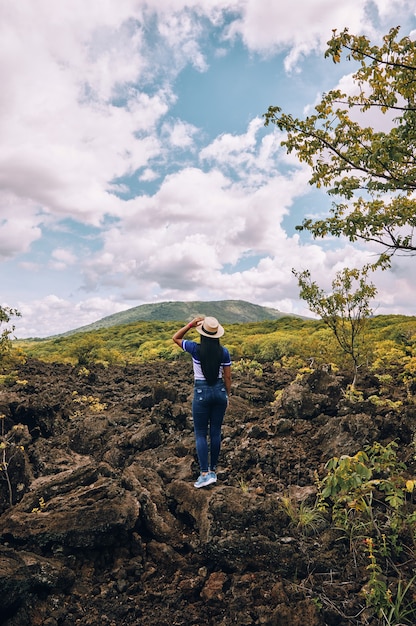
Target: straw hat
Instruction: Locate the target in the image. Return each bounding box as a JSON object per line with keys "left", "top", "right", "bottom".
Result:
{"left": 196, "top": 316, "right": 224, "bottom": 338}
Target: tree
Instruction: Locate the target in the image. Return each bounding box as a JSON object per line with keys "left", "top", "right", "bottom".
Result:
{"left": 293, "top": 266, "right": 377, "bottom": 386}
{"left": 264, "top": 27, "right": 416, "bottom": 262}
{"left": 69, "top": 335, "right": 105, "bottom": 367}
{"left": 0, "top": 306, "right": 21, "bottom": 370}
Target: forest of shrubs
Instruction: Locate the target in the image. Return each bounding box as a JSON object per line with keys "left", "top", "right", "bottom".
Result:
{"left": 13, "top": 314, "right": 416, "bottom": 394}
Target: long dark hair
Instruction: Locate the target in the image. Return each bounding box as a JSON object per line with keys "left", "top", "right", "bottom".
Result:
{"left": 199, "top": 335, "right": 223, "bottom": 385}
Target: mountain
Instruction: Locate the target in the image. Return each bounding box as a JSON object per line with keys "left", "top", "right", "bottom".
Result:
{"left": 61, "top": 300, "right": 303, "bottom": 336}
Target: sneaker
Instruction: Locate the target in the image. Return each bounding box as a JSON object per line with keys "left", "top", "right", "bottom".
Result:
{"left": 194, "top": 473, "right": 216, "bottom": 488}
{"left": 209, "top": 471, "right": 217, "bottom": 483}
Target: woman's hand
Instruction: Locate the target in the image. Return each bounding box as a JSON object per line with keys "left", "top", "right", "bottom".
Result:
{"left": 188, "top": 315, "right": 205, "bottom": 328}
{"left": 172, "top": 316, "right": 205, "bottom": 346}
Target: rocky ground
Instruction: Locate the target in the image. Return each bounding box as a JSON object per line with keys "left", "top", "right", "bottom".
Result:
{"left": 0, "top": 357, "right": 414, "bottom": 626}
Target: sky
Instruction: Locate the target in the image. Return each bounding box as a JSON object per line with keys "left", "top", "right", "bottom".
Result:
{"left": 1, "top": 0, "right": 416, "bottom": 338}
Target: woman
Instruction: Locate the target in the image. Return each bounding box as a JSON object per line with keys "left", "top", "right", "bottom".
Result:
{"left": 173, "top": 316, "right": 231, "bottom": 488}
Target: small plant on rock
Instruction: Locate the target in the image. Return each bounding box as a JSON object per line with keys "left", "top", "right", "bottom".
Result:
{"left": 233, "top": 358, "right": 263, "bottom": 380}
{"left": 363, "top": 537, "right": 416, "bottom": 625}
{"left": 0, "top": 414, "right": 26, "bottom": 508}
{"left": 237, "top": 477, "right": 249, "bottom": 493}
{"left": 72, "top": 392, "right": 107, "bottom": 414}
{"left": 279, "top": 493, "right": 325, "bottom": 536}
{"left": 31, "top": 497, "right": 46, "bottom": 513}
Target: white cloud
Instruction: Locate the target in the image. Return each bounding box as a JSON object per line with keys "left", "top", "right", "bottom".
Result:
{"left": 200, "top": 118, "right": 266, "bottom": 168}
{"left": 226, "top": 0, "right": 416, "bottom": 70}
{"left": 139, "top": 168, "right": 159, "bottom": 182}
{"left": 0, "top": 193, "right": 42, "bottom": 259}
{"left": 162, "top": 119, "right": 199, "bottom": 148}
{"left": 49, "top": 248, "right": 77, "bottom": 271}
{"left": 13, "top": 295, "right": 130, "bottom": 338}
{"left": 77, "top": 156, "right": 321, "bottom": 309}
{"left": 370, "top": 256, "right": 416, "bottom": 315}
{"left": 227, "top": 1, "right": 365, "bottom": 67}
{"left": 0, "top": 2, "right": 171, "bottom": 228}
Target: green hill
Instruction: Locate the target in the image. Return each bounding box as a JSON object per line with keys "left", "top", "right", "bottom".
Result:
{"left": 59, "top": 300, "right": 304, "bottom": 337}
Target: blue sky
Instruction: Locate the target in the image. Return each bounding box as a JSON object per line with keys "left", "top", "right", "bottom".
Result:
{"left": 1, "top": 0, "right": 416, "bottom": 337}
